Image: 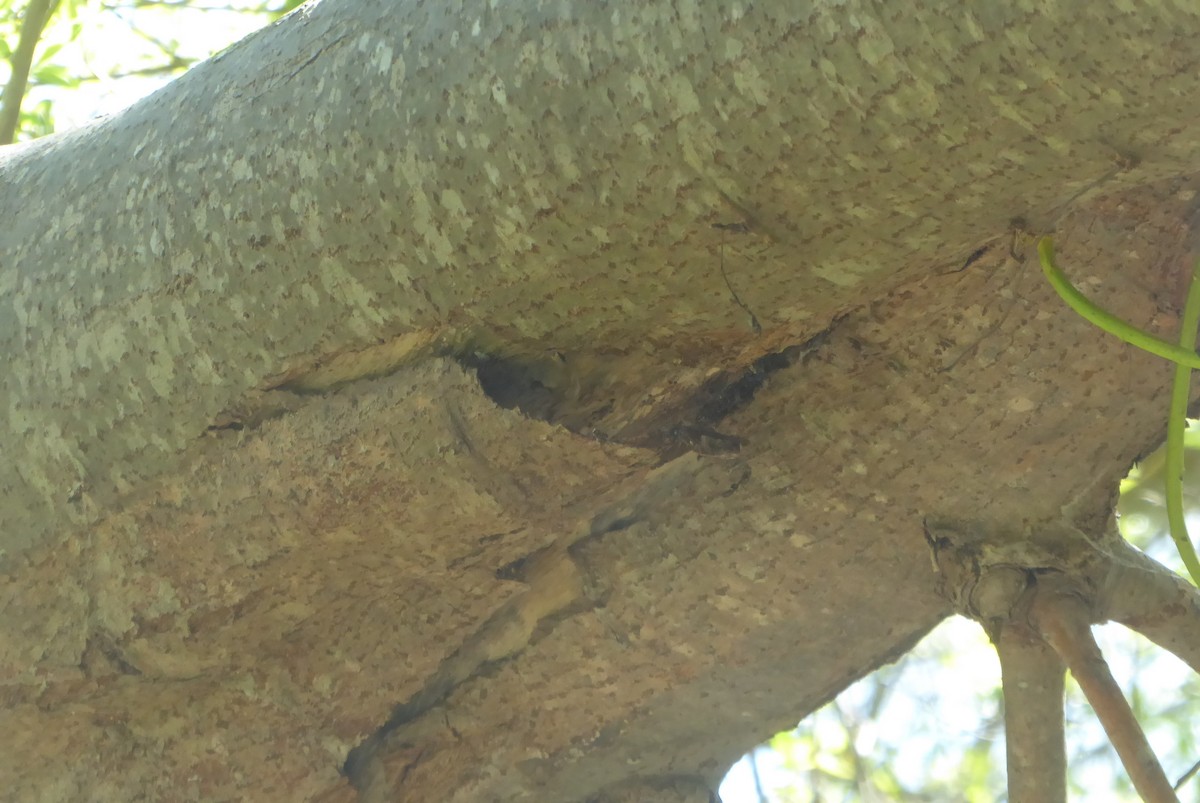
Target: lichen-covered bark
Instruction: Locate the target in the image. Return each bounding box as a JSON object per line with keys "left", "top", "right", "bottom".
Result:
{"left": 4, "top": 1, "right": 1200, "bottom": 800}
{"left": 6, "top": 0, "right": 1200, "bottom": 560}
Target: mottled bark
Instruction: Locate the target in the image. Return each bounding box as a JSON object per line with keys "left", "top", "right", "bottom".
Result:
{"left": 997, "top": 624, "right": 1066, "bottom": 803}
{"left": 3, "top": 1, "right": 1200, "bottom": 800}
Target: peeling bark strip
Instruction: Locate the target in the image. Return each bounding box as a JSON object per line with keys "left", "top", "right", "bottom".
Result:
{"left": 341, "top": 547, "right": 584, "bottom": 790}
{"left": 342, "top": 456, "right": 703, "bottom": 792}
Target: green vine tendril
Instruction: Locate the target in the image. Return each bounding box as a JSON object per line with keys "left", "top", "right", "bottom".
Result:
{"left": 1039, "top": 236, "right": 1200, "bottom": 585}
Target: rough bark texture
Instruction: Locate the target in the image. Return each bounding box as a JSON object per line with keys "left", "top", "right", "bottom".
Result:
{"left": 4, "top": 1, "right": 1200, "bottom": 801}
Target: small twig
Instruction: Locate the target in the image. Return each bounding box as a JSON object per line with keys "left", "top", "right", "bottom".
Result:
{"left": 109, "top": 0, "right": 282, "bottom": 11}
{"left": 1175, "top": 757, "right": 1200, "bottom": 792}
{"left": 995, "top": 622, "right": 1066, "bottom": 803}
{"left": 748, "top": 748, "right": 768, "bottom": 803}
{"left": 1031, "top": 587, "right": 1179, "bottom": 803}
{"left": 108, "top": 7, "right": 185, "bottom": 62}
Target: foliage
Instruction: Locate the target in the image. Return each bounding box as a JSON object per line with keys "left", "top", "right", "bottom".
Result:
{"left": 0, "top": 0, "right": 300, "bottom": 143}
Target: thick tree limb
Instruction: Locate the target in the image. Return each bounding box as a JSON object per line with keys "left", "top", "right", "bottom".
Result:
{"left": 7, "top": 1, "right": 1200, "bottom": 798}
{"left": 7, "top": 0, "right": 1200, "bottom": 564}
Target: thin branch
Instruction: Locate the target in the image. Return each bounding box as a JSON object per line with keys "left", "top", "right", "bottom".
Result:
{"left": 106, "top": 0, "right": 279, "bottom": 11}
{"left": 1030, "top": 587, "right": 1179, "bottom": 803}
{"left": 995, "top": 622, "right": 1066, "bottom": 803}
{"left": 73, "top": 56, "right": 192, "bottom": 82}
{"left": 107, "top": 8, "right": 184, "bottom": 62}
{"left": 1098, "top": 540, "right": 1200, "bottom": 675}
{"left": 832, "top": 700, "right": 871, "bottom": 797}
{"left": 747, "top": 748, "right": 768, "bottom": 803}
{"left": 0, "top": 0, "right": 63, "bottom": 144}
{"left": 1175, "top": 757, "right": 1200, "bottom": 793}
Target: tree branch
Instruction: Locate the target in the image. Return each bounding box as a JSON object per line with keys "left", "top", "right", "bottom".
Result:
{"left": 1030, "top": 585, "right": 1178, "bottom": 803}
{"left": 995, "top": 622, "right": 1066, "bottom": 803}
{"left": 1098, "top": 540, "right": 1200, "bottom": 675}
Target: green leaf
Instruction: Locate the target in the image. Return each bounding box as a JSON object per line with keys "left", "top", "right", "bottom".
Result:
{"left": 31, "top": 63, "right": 76, "bottom": 87}
{"left": 18, "top": 98, "right": 55, "bottom": 140}
{"left": 35, "top": 42, "right": 61, "bottom": 64}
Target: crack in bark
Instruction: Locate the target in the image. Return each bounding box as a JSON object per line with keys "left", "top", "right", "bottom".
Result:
{"left": 202, "top": 389, "right": 307, "bottom": 436}
{"left": 341, "top": 456, "right": 704, "bottom": 792}
{"left": 208, "top": 318, "right": 843, "bottom": 463}
{"left": 628, "top": 321, "right": 842, "bottom": 458}
{"left": 714, "top": 221, "right": 763, "bottom": 335}
{"left": 341, "top": 545, "right": 585, "bottom": 788}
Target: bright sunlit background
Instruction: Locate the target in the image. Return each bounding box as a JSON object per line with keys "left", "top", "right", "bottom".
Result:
{"left": 4, "top": 3, "right": 1198, "bottom": 800}
{"left": 720, "top": 618, "right": 1199, "bottom": 802}
{"left": 2, "top": 0, "right": 294, "bottom": 138}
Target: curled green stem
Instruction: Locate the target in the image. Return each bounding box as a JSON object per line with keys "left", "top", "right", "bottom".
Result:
{"left": 1038, "top": 238, "right": 1200, "bottom": 369}
{"left": 1165, "top": 259, "right": 1200, "bottom": 586}
{"left": 1039, "top": 236, "right": 1200, "bottom": 585}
